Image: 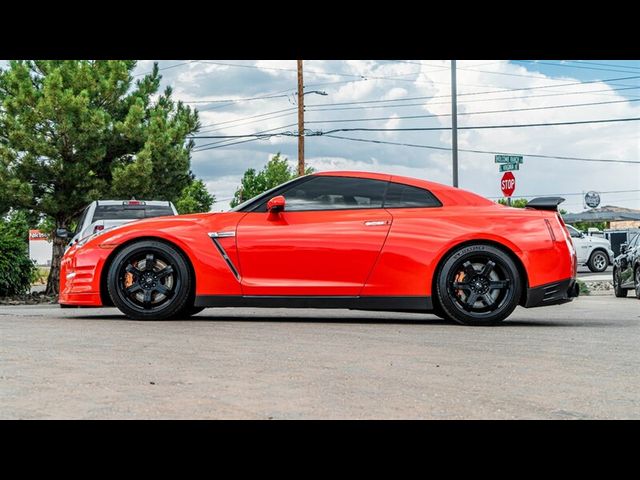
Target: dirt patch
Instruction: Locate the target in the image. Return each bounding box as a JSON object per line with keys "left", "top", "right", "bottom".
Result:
{"left": 0, "top": 293, "right": 59, "bottom": 305}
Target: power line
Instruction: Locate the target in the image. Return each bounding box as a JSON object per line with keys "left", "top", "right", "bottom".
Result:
{"left": 513, "top": 60, "right": 640, "bottom": 76}
{"left": 194, "top": 60, "right": 538, "bottom": 90}
{"left": 312, "top": 116, "right": 640, "bottom": 135}
{"left": 134, "top": 60, "right": 196, "bottom": 77}
{"left": 320, "top": 134, "right": 640, "bottom": 165}
{"left": 193, "top": 123, "right": 298, "bottom": 151}
{"left": 305, "top": 98, "right": 640, "bottom": 125}
{"left": 392, "top": 60, "right": 633, "bottom": 81}
{"left": 189, "top": 116, "right": 640, "bottom": 140}
{"left": 198, "top": 109, "right": 297, "bottom": 134}
{"left": 565, "top": 60, "right": 640, "bottom": 71}
{"left": 306, "top": 85, "right": 640, "bottom": 112}
{"left": 307, "top": 74, "right": 640, "bottom": 109}
{"left": 182, "top": 93, "right": 290, "bottom": 106}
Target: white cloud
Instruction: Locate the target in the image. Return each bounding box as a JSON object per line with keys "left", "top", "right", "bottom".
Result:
{"left": 148, "top": 59, "right": 640, "bottom": 211}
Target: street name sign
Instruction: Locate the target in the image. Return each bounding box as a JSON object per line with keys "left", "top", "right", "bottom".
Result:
{"left": 499, "top": 163, "right": 520, "bottom": 172}
{"left": 495, "top": 155, "right": 523, "bottom": 164}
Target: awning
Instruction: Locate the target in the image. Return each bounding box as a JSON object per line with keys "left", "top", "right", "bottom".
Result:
{"left": 562, "top": 207, "right": 640, "bottom": 223}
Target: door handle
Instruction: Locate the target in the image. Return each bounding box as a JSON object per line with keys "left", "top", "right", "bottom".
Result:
{"left": 364, "top": 220, "right": 389, "bottom": 226}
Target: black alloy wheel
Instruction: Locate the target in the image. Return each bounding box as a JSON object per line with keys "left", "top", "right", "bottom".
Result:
{"left": 107, "top": 240, "right": 192, "bottom": 320}
{"left": 436, "top": 244, "right": 521, "bottom": 326}
{"left": 635, "top": 268, "right": 640, "bottom": 299}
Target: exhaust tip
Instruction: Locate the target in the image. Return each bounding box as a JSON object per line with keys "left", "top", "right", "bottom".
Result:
{"left": 570, "top": 282, "right": 580, "bottom": 298}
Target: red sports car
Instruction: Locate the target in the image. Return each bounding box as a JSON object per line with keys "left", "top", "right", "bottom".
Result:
{"left": 59, "top": 171, "right": 579, "bottom": 325}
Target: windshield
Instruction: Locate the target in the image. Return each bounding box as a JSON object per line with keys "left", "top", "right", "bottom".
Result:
{"left": 229, "top": 177, "right": 308, "bottom": 212}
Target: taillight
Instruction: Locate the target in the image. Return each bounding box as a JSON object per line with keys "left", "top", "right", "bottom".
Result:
{"left": 93, "top": 225, "right": 105, "bottom": 234}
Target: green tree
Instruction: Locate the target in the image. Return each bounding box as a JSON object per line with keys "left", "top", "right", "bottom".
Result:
{"left": 0, "top": 60, "right": 200, "bottom": 294}
{"left": 230, "top": 153, "right": 314, "bottom": 207}
{"left": 497, "top": 198, "right": 529, "bottom": 208}
{"left": 571, "top": 221, "right": 607, "bottom": 231}
{"left": 175, "top": 178, "right": 215, "bottom": 214}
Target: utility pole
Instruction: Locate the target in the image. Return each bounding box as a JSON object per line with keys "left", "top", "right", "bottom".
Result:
{"left": 297, "top": 59, "right": 305, "bottom": 176}
{"left": 451, "top": 59, "right": 459, "bottom": 187}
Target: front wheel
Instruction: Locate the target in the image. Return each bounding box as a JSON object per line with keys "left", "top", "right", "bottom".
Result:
{"left": 613, "top": 268, "right": 627, "bottom": 298}
{"left": 587, "top": 250, "right": 608, "bottom": 273}
{"left": 635, "top": 268, "right": 640, "bottom": 300}
{"left": 107, "top": 240, "right": 193, "bottom": 320}
{"left": 436, "top": 244, "right": 522, "bottom": 326}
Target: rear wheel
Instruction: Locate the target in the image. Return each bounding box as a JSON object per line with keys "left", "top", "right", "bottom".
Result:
{"left": 436, "top": 244, "right": 521, "bottom": 326}
{"left": 107, "top": 240, "right": 192, "bottom": 320}
{"left": 587, "top": 250, "right": 608, "bottom": 273}
{"left": 635, "top": 268, "right": 640, "bottom": 300}
{"left": 613, "top": 268, "right": 627, "bottom": 298}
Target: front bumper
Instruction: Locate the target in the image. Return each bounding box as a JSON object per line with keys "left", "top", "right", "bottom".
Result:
{"left": 524, "top": 278, "right": 579, "bottom": 308}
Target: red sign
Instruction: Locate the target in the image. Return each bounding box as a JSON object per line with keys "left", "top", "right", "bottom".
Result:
{"left": 29, "top": 229, "right": 50, "bottom": 241}
{"left": 500, "top": 172, "right": 516, "bottom": 197}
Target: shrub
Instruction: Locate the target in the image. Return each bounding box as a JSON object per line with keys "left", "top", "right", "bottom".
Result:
{"left": 0, "top": 218, "right": 36, "bottom": 296}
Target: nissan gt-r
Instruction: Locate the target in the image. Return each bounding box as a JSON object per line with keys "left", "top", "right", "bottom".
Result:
{"left": 59, "top": 171, "right": 579, "bottom": 325}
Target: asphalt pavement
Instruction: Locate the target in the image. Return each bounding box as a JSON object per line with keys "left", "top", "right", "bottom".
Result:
{"left": 1, "top": 294, "right": 638, "bottom": 419}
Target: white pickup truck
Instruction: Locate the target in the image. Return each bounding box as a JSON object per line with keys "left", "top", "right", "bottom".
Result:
{"left": 63, "top": 200, "right": 178, "bottom": 251}
{"left": 566, "top": 224, "right": 614, "bottom": 272}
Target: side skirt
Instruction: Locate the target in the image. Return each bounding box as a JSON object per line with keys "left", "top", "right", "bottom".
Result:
{"left": 194, "top": 295, "right": 433, "bottom": 312}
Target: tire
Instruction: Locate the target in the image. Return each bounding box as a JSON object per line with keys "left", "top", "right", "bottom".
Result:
{"left": 107, "top": 240, "right": 192, "bottom": 320}
{"left": 436, "top": 244, "right": 522, "bottom": 326}
{"left": 613, "top": 268, "right": 627, "bottom": 298}
{"left": 430, "top": 298, "right": 451, "bottom": 321}
{"left": 635, "top": 268, "right": 640, "bottom": 300}
{"left": 587, "top": 250, "right": 608, "bottom": 273}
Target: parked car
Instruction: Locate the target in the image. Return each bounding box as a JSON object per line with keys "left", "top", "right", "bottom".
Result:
{"left": 565, "top": 224, "right": 614, "bottom": 272}
{"left": 59, "top": 171, "right": 579, "bottom": 326}
{"left": 613, "top": 233, "right": 640, "bottom": 299}
{"left": 60, "top": 200, "right": 178, "bottom": 251}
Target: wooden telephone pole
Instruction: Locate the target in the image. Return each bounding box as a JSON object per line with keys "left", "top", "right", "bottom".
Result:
{"left": 297, "top": 59, "right": 305, "bottom": 176}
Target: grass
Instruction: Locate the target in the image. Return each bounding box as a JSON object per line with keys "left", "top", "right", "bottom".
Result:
{"left": 31, "top": 266, "right": 50, "bottom": 285}
{"left": 576, "top": 279, "right": 590, "bottom": 296}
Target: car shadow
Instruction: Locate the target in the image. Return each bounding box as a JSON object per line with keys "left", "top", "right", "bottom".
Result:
{"left": 69, "top": 312, "right": 625, "bottom": 328}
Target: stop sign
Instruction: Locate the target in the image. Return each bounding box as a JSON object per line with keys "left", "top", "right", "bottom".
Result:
{"left": 501, "top": 172, "right": 516, "bottom": 197}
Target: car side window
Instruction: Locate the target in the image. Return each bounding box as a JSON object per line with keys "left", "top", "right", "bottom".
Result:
{"left": 74, "top": 207, "right": 90, "bottom": 234}
{"left": 384, "top": 182, "right": 442, "bottom": 208}
{"left": 567, "top": 226, "right": 582, "bottom": 238}
{"left": 266, "top": 176, "right": 388, "bottom": 212}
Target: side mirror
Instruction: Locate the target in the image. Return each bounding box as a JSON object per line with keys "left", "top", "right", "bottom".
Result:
{"left": 620, "top": 243, "right": 628, "bottom": 254}
{"left": 56, "top": 228, "right": 71, "bottom": 238}
{"left": 267, "top": 195, "right": 285, "bottom": 213}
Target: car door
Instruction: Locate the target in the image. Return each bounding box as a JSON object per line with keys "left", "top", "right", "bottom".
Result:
{"left": 567, "top": 226, "right": 586, "bottom": 263}
{"left": 235, "top": 175, "right": 392, "bottom": 296}
{"left": 620, "top": 234, "right": 638, "bottom": 287}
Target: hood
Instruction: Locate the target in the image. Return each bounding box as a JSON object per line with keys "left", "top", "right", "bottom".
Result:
{"left": 586, "top": 236, "right": 611, "bottom": 246}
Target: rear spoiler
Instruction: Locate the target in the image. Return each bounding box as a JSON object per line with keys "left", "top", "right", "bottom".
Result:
{"left": 525, "top": 197, "right": 565, "bottom": 211}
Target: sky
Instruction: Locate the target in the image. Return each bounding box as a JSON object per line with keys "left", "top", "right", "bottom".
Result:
{"left": 3, "top": 59, "right": 640, "bottom": 212}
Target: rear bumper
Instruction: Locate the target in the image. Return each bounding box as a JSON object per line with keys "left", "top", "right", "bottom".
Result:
{"left": 524, "top": 278, "right": 579, "bottom": 308}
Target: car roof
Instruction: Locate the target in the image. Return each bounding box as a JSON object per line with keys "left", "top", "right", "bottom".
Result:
{"left": 93, "top": 200, "right": 173, "bottom": 206}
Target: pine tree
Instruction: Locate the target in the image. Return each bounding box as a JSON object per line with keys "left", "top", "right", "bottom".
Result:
{"left": 0, "top": 60, "right": 200, "bottom": 294}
